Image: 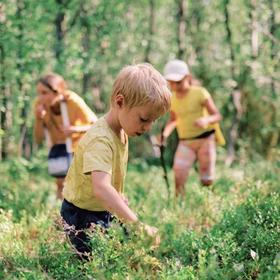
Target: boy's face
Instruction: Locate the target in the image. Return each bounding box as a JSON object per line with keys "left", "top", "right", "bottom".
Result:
{"left": 118, "top": 101, "right": 161, "bottom": 137}
{"left": 168, "top": 75, "right": 191, "bottom": 94}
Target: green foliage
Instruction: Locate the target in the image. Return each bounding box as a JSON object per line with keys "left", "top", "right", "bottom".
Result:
{"left": 204, "top": 191, "right": 280, "bottom": 278}
{"left": 0, "top": 157, "right": 50, "bottom": 221}
{"left": 1, "top": 0, "right": 279, "bottom": 159}
{"left": 0, "top": 158, "right": 279, "bottom": 278}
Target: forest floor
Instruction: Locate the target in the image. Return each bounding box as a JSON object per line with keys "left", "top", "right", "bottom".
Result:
{"left": 0, "top": 156, "right": 279, "bottom": 279}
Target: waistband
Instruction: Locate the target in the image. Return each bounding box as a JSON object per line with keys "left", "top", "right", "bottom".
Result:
{"left": 180, "top": 129, "right": 215, "bottom": 141}
{"left": 63, "top": 199, "right": 110, "bottom": 216}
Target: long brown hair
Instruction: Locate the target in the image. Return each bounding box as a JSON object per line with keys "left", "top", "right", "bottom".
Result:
{"left": 38, "top": 73, "right": 67, "bottom": 95}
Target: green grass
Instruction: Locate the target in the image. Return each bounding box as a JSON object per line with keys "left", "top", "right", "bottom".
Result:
{"left": 0, "top": 156, "right": 279, "bottom": 279}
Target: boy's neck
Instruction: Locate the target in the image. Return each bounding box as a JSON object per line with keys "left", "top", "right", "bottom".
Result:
{"left": 105, "top": 110, "right": 126, "bottom": 143}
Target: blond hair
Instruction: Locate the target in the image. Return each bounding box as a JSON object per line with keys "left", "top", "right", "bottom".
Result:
{"left": 38, "top": 73, "right": 67, "bottom": 94}
{"left": 111, "top": 63, "right": 171, "bottom": 115}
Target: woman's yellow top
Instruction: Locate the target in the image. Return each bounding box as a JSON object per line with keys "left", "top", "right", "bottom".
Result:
{"left": 33, "top": 90, "right": 97, "bottom": 151}
{"left": 171, "top": 86, "right": 225, "bottom": 145}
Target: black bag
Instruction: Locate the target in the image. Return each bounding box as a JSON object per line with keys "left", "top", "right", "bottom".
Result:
{"left": 48, "top": 143, "right": 72, "bottom": 178}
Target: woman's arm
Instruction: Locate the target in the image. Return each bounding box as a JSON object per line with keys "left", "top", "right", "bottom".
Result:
{"left": 194, "top": 97, "right": 222, "bottom": 128}
{"left": 61, "top": 124, "right": 93, "bottom": 136}
{"left": 33, "top": 99, "right": 51, "bottom": 144}
{"left": 61, "top": 97, "right": 97, "bottom": 136}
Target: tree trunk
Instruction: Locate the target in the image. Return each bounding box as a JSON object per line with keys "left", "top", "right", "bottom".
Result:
{"left": 54, "top": 0, "right": 81, "bottom": 71}
{"left": 80, "top": 7, "right": 91, "bottom": 96}
{"left": 144, "top": 0, "right": 155, "bottom": 63}
{"left": 54, "top": 0, "right": 65, "bottom": 60}
{"left": 190, "top": 1, "right": 207, "bottom": 81}
{"left": 268, "top": 0, "right": 277, "bottom": 100}
{"left": 223, "top": 0, "right": 242, "bottom": 166}
{"left": 266, "top": 0, "right": 278, "bottom": 160}
{"left": 176, "top": 0, "right": 186, "bottom": 59}
{"left": 192, "top": 1, "right": 202, "bottom": 58}
{"left": 0, "top": 44, "right": 7, "bottom": 160}
{"left": 54, "top": 0, "right": 66, "bottom": 71}
{"left": 249, "top": 0, "right": 258, "bottom": 59}
{"left": 16, "top": 0, "right": 28, "bottom": 158}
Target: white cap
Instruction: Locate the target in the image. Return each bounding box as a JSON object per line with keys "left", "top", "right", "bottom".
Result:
{"left": 163, "top": 59, "right": 190, "bottom": 82}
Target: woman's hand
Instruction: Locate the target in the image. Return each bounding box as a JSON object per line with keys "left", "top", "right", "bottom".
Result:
{"left": 194, "top": 117, "right": 209, "bottom": 129}
{"left": 35, "top": 103, "right": 47, "bottom": 120}
{"left": 61, "top": 125, "right": 76, "bottom": 136}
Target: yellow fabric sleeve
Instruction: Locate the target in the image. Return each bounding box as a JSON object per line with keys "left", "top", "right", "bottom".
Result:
{"left": 83, "top": 138, "right": 113, "bottom": 175}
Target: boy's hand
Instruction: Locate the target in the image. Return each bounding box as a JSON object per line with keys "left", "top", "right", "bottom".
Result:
{"left": 194, "top": 117, "right": 209, "bottom": 129}
{"left": 143, "top": 224, "right": 158, "bottom": 236}
{"left": 140, "top": 223, "right": 161, "bottom": 247}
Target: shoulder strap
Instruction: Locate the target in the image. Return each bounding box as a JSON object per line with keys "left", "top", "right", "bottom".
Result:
{"left": 60, "top": 99, "right": 73, "bottom": 153}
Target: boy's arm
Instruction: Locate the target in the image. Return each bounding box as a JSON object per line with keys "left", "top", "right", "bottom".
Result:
{"left": 92, "top": 171, "right": 159, "bottom": 241}
{"left": 91, "top": 171, "right": 138, "bottom": 223}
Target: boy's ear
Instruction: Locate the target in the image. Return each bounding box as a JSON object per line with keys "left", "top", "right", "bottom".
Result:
{"left": 115, "top": 94, "right": 125, "bottom": 108}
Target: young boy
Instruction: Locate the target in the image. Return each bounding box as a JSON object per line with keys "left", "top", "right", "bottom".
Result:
{"left": 61, "top": 63, "right": 171, "bottom": 259}
{"left": 162, "top": 59, "right": 222, "bottom": 197}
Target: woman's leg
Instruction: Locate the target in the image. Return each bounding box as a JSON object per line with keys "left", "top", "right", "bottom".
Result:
{"left": 197, "top": 135, "right": 216, "bottom": 186}
{"left": 173, "top": 142, "right": 196, "bottom": 197}
{"left": 55, "top": 177, "right": 65, "bottom": 200}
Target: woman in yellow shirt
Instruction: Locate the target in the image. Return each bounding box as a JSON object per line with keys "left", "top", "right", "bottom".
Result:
{"left": 34, "top": 73, "right": 97, "bottom": 199}
{"left": 162, "top": 60, "right": 223, "bottom": 197}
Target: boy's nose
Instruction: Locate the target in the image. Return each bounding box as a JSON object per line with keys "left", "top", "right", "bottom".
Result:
{"left": 143, "top": 122, "right": 153, "bottom": 132}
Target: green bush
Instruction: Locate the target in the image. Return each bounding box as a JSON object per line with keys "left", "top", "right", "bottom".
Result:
{"left": 205, "top": 191, "right": 280, "bottom": 279}
{"left": 0, "top": 157, "right": 50, "bottom": 221}
{"left": 0, "top": 157, "right": 279, "bottom": 279}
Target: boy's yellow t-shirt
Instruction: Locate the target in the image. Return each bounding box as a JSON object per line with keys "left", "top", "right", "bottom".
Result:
{"left": 33, "top": 90, "right": 97, "bottom": 151}
{"left": 63, "top": 117, "right": 128, "bottom": 211}
{"left": 171, "top": 86, "right": 212, "bottom": 139}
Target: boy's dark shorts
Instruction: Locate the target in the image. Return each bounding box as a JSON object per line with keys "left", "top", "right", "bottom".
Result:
{"left": 60, "top": 199, "right": 113, "bottom": 259}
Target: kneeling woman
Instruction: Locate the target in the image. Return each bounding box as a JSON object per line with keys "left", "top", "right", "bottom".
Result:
{"left": 34, "top": 73, "right": 97, "bottom": 199}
